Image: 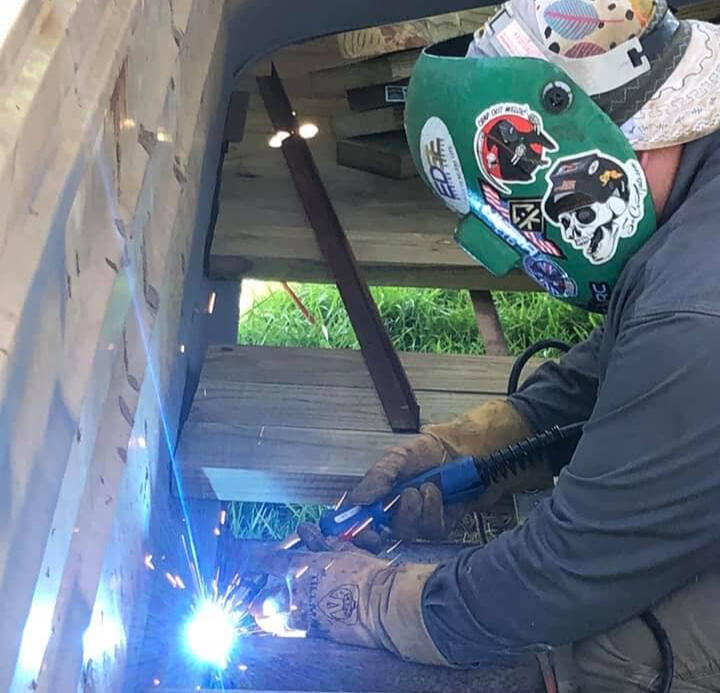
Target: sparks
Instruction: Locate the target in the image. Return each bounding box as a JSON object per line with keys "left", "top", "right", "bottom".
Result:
{"left": 152, "top": 678, "right": 160, "bottom": 687}
{"left": 144, "top": 554, "right": 155, "bottom": 570}
{"left": 350, "top": 516, "right": 374, "bottom": 537}
{"left": 213, "top": 527, "right": 221, "bottom": 536}
{"left": 238, "top": 664, "right": 248, "bottom": 672}
{"left": 207, "top": 291, "right": 217, "bottom": 315}
{"left": 333, "top": 490, "right": 348, "bottom": 511}
{"left": 294, "top": 565, "right": 309, "bottom": 579}
{"left": 219, "top": 509, "right": 227, "bottom": 525}
{"left": 383, "top": 494, "right": 402, "bottom": 513}
{"left": 385, "top": 539, "right": 403, "bottom": 554}
{"left": 185, "top": 597, "right": 240, "bottom": 669}
{"left": 165, "top": 572, "right": 178, "bottom": 589}
{"left": 175, "top": 575, "right": 186, "bottom": 590}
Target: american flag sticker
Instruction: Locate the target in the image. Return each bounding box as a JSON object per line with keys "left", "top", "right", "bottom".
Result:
{"left": 480, "top": 185, "right": 565, "bottom": 259}
{"left": 481, "top": 183, "right": 511, "bottom": 221}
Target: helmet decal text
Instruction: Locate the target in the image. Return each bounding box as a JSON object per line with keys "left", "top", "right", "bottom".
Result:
{"left": 419, "top": 117, "right": 470, "bottom": 215}
{"left": 542, "top": 150, "right": 648, "bottom": 265}
{"left": 474, "top": 103, "right": 558, "bottom": 194}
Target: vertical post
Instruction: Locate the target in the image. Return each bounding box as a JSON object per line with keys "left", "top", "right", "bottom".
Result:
{"left": 470, "top": 290, "right": 509, "bottom": 356}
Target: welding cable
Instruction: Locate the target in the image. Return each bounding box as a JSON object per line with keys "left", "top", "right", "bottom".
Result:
{"left": 507, "top": 339, "right": 674, "bottom": 693}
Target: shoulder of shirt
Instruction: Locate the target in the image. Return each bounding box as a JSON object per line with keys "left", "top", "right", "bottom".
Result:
{"left": 619, "top": 135, "right": 720, "bottom": 320}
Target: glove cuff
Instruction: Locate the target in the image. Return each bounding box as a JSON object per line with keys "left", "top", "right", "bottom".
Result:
{"left": 423, "top": 399, "right": 532, "bottom": 460}
{"left": 368, "top": 563, "right": 450, "bottom": 666}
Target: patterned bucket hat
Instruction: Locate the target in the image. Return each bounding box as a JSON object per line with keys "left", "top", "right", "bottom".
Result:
{"left": 468, "top": 0, "right": 720, "bottom": 150}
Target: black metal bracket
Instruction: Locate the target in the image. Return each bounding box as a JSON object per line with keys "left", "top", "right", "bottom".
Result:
{"left": 257, "top": 65, "right": 419, "bottom": 432}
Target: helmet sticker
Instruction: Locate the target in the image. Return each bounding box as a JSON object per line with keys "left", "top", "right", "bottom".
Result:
{"left": 481, "top": 182, "right": 564, "bottom": 258}
{"left": 522, "top": 256, "right": 578, "bottom": 299}
{"left": 589, "top": 280, "right": 611, "bottom": 311}
{"left": 474, "top": 103, "right": 558, "bottom": 194}
{"left": 420, "top": 117, "right": 470, "bottom": 215}
{"left": 471, "top": 184, "right": 577, "bottom": 298}
{"left": 542, "top": 150, "right": 648, "bottom": 265}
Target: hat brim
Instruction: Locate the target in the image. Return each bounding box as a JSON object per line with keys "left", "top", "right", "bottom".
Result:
{"left": 622, "top": 20, "right": 720, "bottom": 150}
{"left": 545, "top": 191, "right": 595, "bottom": 221}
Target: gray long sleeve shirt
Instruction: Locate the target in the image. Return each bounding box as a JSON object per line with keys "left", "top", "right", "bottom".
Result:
{"left": 423, "top": 131, "right": 720, "bottom": 664}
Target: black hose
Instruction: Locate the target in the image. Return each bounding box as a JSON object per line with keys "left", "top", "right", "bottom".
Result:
{"left": 641, "top": 611, "right": 674, "bottom": 693}
{"left": 507, "top": 339, "right": 573, "bottom": 395}
{"left": 506, "top": 339, "right": 674, "bottom": 693}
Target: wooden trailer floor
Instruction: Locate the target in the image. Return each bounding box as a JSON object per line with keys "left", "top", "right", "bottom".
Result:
{"left": 177, "top": 345, "right": 535, "bottom": 504}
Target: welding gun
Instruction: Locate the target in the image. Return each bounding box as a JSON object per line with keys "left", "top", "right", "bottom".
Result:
{"left": 318, "top": 422, "right": 582, "bottom": 538}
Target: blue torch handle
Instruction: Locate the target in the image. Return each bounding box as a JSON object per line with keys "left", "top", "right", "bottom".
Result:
{"left": 319, "top": 455, "right": 488, "bottom": 537}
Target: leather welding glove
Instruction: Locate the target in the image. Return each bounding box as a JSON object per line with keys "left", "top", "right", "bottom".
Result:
{"left": 349, "top": 399, "right": 547, "bottom": 540}
{"left": 249, "top": 546, "right": 449, "bottom": 666}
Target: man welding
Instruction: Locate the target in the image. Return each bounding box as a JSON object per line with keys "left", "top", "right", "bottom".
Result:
{"left": 255, "top": 1, "right": 720, "bottom": 690}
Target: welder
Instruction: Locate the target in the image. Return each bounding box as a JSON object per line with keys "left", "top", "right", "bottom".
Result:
{"left": 256, "top": 2, "right": 720, "bottom": 690}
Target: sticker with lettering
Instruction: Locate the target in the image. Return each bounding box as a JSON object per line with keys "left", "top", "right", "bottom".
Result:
{"left": 420, "top": 116, "right": 470, "bottom": 215}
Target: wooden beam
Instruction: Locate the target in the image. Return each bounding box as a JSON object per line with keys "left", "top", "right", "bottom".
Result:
{"left": 470, "top": 290, "right": 509, "bottom": 356}
{"left": 209, "top": 94, "right": 539, "bottom": 292}
{"left": 337, "top": 133, "right": 416, "bottom": 179}
{"left": 201, "top": 346, "right": 528, "bottom": 393}
{"left": 312, "top": 49, "right": 420, "bottom": 92}
{"left": 332, "top": 106, "right": 404, "bottom": 139}
{"left": 346, "top": 81, "right": 409, "bottom": 112}
{"left": 257, "top": 66, "right": 419, "bottom": 432}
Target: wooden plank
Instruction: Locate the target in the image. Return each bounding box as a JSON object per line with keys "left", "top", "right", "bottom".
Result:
{"left": 332, "top": 106, "right": 404, "bottom": 139}
{"left": 202, "top": 346, "right": 529, "bottom": 394}
{"left": 188, "top": 380, "right": 487, "bottom": 431}
{"left": 178, "top": 423, "right": 411, "bottom": 502}
{"left": 346, "top": 81, "right": 409, "bottom": 112}
{"left": 337, "top": 133, "right": 416, "bottom": 179}
{"left": 211, "top": 252, "right": 535, "bottom": 290}
{"left": 312, "top": 49, "right": 420, "bottom": 92}
{"left": 336, "top": 8, "right": 496, "bottom": 60}
{"left": 258, "top": 67, "right": 420, "bottom": 432}
{"left": 146, "top": 637, "right": 543, "bottom": 693}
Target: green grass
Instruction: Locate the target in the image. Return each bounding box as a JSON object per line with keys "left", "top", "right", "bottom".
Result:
{"left": 238, "top": 284, "right": 602, "bottom": 355}
{"left": 231, "top": 284, "right": 603, "bottom": 540}
{"left": 228, "top": 502, "right": 325, "bottom": 541}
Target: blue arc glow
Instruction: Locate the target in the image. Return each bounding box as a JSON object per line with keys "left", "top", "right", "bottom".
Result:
{"left": 185, "top": 599, "right": 238, "bottom": 669}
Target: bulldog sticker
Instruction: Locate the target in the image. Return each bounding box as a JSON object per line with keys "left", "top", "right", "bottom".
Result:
{"left": 475, "top": 103, "right": 558, "bottom": 194}
{"left": 543, "top": 151, "right": 647, "bottom": 265}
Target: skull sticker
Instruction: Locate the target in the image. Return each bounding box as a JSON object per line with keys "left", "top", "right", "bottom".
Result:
{"left": 543, "top": 151, "right": 648, "bottom": 265}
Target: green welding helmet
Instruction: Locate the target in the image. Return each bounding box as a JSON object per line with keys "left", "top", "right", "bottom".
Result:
{"left": 405, "top": 38, "right": 657, "bottom": 312}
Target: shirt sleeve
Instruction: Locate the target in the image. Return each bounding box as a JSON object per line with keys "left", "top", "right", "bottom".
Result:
{"left": 508, "top": 326, "right": 603, "bottom": 473}
{"left": 510, "top": 325, "right": 603, "bottom": 431}
{"left": 423, "top": 311, "right": 720, "bottom": 664}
